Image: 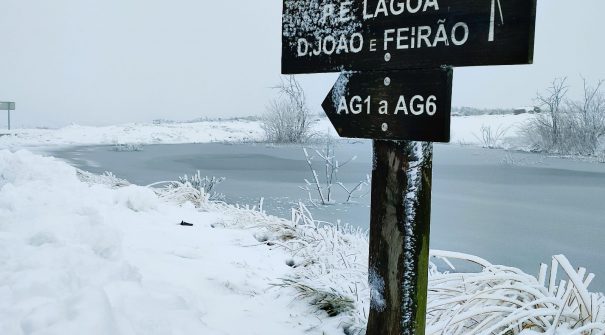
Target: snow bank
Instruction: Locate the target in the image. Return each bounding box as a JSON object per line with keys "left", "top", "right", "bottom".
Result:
{"left": 1, "top": 149, "right": 603, "bottom": 335}
{"left": 0, "top": 120, "right": 265, "bottom": 149}
{"left": 0, "top": 150, "right": 342, "bottom": 335}
{"left": 0, "top": 114, "right": 533, "bottom": 149}
{"left": 450, "top": 113, "right": 533, "bottom": 147}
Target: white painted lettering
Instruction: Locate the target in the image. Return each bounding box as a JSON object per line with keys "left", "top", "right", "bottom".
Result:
{"left": 336, "top": 35, "right": 350, "bottom": 54}
{"left": 397, "top": 28, "right": 410, "bottom": 49}
{"left": 297, "top": 39, "right": 308, "bottom": 56}
{"left": 395, "top": 96, "right": 409, "bottom": 115}
{"left": 407, "top": 0, "right": 422, "bottom": 14}
{"left": 337, "top": 97, "right": 349, "bottom": 114}
{"left": 423, "top": 0, "right": 440, "bottom": 11}
{"left": 351, "top": 33, "right": 364, "bottom": 53}
{"left": 417, "top": 26, "right": 432, "bottom": 48}
{"left": 451, "top": 22, "right": 469, "bottom": 46}
{"left": 321, "top": 5, "right": 335, "bottom": 24}
{"left": 379, "top": 100, "right": 389, "bottom": 114}
{"left": 323, "top": 36, "right": 337, "bottom": 55}
{"left": 384, "top": 29, "right": 395, "bottom": 50}
{"left": 410, "top": 95, "right": 425, "bottom": 115}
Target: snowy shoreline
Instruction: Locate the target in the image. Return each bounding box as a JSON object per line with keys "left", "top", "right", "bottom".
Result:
{"left": 2, "top": 114, "right": 604, "bottom": 334}
{"left": 1, "top": 149, "right": 604, "bottom": 334}
{"left": 0, "top": 114, "right": 533, "bottom": 150}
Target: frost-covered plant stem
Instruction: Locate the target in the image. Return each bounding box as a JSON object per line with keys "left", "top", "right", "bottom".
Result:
{"left": 302, "top": 147, "right": 327, "bottom": 205}
{"left": 337, "top": 177, "right": 369, "bottom": 203}
{"left": 301, "top": 137, "right": 361, "bottom": 206}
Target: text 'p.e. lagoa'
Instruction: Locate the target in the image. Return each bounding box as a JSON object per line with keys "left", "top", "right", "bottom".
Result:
{"left": 282, "top": 0, "right": 536, "bottom": 74}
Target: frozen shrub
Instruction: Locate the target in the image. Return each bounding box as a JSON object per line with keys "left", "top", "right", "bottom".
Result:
{"left": 178, "top": 171, "right": 226, "bottom": 202}
{"left": 524, "top": 77, "right": 605, "bottom": 156}
{"left": 112, "top": 143, "right": 144, "bottom": 152}
{"left": 262, "top": 76, "right": 314, "bottom": 143}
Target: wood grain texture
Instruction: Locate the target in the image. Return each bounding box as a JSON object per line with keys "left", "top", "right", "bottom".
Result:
{"left": 282, "top": 0, "right": 537, "bottom": 74}
{"left": 367, "top": 140, "right": 432, "bottom": 335}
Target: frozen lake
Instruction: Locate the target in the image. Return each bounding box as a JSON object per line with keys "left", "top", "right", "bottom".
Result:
{"left": 52, "top": 142, "right": 605, "bottom": 291}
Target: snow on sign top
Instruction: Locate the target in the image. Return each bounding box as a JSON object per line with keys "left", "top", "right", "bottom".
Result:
{"left": 281, "top": 0, "right": 537, "bottom": 74}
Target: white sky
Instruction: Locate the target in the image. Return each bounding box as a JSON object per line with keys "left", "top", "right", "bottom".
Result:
{"left": 0, "top": 0, "right": 604, "bottom": 128}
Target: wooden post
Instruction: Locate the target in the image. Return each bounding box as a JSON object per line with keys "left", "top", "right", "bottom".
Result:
{"left": 366, "top": 140, "right": 433, "bottom": 335}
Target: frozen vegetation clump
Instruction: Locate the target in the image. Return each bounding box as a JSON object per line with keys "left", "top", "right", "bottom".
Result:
{"left": 77, "top": 170, "right": 130, "bottom": 188}
{"left": 474, "top": 124, "right": 508, "bottom": 149}
{"left": 262, "top": 76, "right": 315, "bottom": 143}
{"left": 177, "top": 171, "right": 226, "bottom": 202}
{"left": 112, "top": 143, "right": 144, "bottom": 152}
{"left": 524, "top": 77, "right": 605, "bottom": 157}
{"left": 147, "top": 171, "right": 226, "bottom": 205}
{"left": 300, "top": 136, "right": 369, "bottom": 206}
{"left": 154, "top": 181, "right": 605, "bottom": 335}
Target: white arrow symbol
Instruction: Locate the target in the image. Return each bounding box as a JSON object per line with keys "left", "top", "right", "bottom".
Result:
{"left": 489, "top": 0, "right": 504, "bottom": 42}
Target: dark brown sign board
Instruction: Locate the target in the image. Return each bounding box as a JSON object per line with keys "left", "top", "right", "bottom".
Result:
{"left": 322, "top": 67, "right": 452, "bottom": 142}
{"left": 282, "top": 0, "right": 536, "bottom": 74}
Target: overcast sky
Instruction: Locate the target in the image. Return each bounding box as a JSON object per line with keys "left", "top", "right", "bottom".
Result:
{"left": 0, "top": 0, "right": 604, "bottom": 128}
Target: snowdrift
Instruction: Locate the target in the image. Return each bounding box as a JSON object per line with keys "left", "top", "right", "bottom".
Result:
{"left": 0, "top": 150, "right": 603, "bottom": 335}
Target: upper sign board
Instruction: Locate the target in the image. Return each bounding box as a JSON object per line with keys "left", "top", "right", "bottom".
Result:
{"left": 0, "top": 102, "right": 15, "bottom": 111}
{"left": 282, "top": 0, "right": 536, "bottom": 74}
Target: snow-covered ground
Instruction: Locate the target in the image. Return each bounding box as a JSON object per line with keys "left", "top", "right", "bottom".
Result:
{"left": 0, "top": 114, "right": 533, "bottom": 149}
{"left": 2, "top": 114, "right": 604, "bottom": 334}
{"left": 450, "top": 113, "right": 532, "bottom": 146}
{"left": 0, "top": 120, "right": 265, "bottom": 149}
{"left": 2, "top": 149, "right": 604, "bottom": 335}
{"left": 0, "top": 150, "right": 345, "bottom": 334}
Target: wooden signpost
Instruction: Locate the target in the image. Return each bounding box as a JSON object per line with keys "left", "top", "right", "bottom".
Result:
{"left": 281, "top": 0, "right": 537, "bottom": 334}
{"left": 0, "top": 102, "right": 15, "bottom": 131}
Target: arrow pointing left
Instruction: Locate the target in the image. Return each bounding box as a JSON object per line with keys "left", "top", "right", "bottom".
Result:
{"left": 322, "top": 68, "right": 453, "bottom": 142}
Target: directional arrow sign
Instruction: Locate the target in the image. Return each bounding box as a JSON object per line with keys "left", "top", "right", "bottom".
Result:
{"left": 322, "top": 67, "right": 452, "bottom": 142}
{"left": 282, "top": 0, "right": 536, "bottom": 74}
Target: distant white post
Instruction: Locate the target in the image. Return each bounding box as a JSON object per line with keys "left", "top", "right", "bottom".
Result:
{"left": 0, "top": 102, "right": 15, "bottom": 131}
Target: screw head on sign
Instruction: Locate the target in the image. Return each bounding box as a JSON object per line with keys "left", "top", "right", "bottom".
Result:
{"left": 381, "top": 123, "right": 389, "bottom": 132}
{"left": 384, "top": 77, "right": 391, "bottom": 86}
{"left": 384, "top": 53, "right": 391, "bottom": 62}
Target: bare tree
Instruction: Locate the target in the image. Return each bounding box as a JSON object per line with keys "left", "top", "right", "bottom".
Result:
{"left": 525, "top": 77, "right": 605, "bottom": 156}
{"left": 569, "top": 78, "right": 605, "bottom": 155}
{"left": 262, "top": 76, "right": 314, "bottom": 143}
{"left": 534, "top": 77, "right": 569, "bottom": 150}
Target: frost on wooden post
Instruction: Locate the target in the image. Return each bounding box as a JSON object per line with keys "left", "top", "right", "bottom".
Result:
{"left": 401, "top": 141, "right": 432, "bottom": 328}
{"left": 369, "top": 267, "right": 386, "bottom": 312}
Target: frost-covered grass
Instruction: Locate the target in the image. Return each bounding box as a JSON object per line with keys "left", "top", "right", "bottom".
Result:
{"left": 2, "top": 149, "right": 604, "bottom": 335}
{"left": 156, "top": 176, "right": 605, "bottom": 335}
